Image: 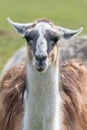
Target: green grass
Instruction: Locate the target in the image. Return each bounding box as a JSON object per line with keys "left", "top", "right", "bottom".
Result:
{"left": 0, "top": 0, "right": 87, "bottom": 72}
{"left": 0, "top": 33, "right": 24, "bottom": 71}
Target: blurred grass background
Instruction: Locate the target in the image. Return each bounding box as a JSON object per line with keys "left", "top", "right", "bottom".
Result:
{"left": 0, "top": 0, "right": 87, "bottom": 72}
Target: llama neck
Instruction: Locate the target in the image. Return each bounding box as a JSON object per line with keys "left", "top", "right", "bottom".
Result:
{"left": 23, "top": 60, "right": 62, "bottom": 130}
{"left": 27, "top": 64, "right": 59, "bottom": 95}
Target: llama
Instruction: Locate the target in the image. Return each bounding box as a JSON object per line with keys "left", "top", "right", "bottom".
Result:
{"left": 0, "top": 18, "right": 87, "bottom": 130}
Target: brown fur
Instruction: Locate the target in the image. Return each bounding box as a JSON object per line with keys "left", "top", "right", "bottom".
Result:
{"left": 0, "top": 59, "right": 87, "bottom": 130}
{"left": 27, "top": 45, "right": 33, "bottom": 62}
{"left": 0, "top": 63, "right": 26, "bottom": 130}
{"left": 35, "top": 18, "right": 50, "bottom": 24}
{"left": 61, "top": 60, "right": 87, "bottom": 130}
{"left": 48, "top": 44, "right": 59, "bottom": 69}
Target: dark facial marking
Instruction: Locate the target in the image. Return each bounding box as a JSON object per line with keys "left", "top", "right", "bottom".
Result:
{"left": 24, "top": 30, "right": 39, "bottom": 54}
{"left": 44, "top": 30, "right": 59, "bottom": 54}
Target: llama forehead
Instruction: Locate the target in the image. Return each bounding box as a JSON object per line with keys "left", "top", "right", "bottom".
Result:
{"left": 27, "top": 19, "right": 57, "bottom": 35}
{"left": 26, "top": 29, "right": 48, "bottom": 56}
{"left": 33, "top": 22, "right": 55, "bottom": 33}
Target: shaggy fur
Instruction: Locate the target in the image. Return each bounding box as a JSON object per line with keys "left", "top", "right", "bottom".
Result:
{"left": 61, "top": 59, "right": 87, "bottom": 130}
{"left": 0, "top": 64, "right": 25, "bottom": 130}
{"left": 0, "top": 59, "right": 87, "bottom": 130}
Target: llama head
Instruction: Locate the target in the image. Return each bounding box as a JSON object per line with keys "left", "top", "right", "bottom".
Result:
{"left": 7, "top": 18, "right": 83, "bottom": 73}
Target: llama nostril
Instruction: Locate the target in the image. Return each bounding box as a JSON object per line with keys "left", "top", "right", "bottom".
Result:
{"left": 35, "top": 54, "right": 47, "bottom": 61}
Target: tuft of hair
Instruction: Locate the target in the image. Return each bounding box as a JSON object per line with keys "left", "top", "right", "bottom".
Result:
{"left": 35, "top": 18, "right": 51, "bottom": 23}
{"left": 34, "top": 18, "right": 55, "bottom": 28}
{"left": 0, "top": 59, "right": 87, "bottom": 130}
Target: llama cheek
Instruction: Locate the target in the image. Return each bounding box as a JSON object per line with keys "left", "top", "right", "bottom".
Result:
{"left": 48, "top": 49, "right": 54, "bottom": 63}
{"left": 27, "top": 46, "right": 33, "bottom": 62}
{"left": 48, "top": 48, "right": 57, "bottom": 67}
{"left": 52, "top": 45, "right": 59, "bottom": 69}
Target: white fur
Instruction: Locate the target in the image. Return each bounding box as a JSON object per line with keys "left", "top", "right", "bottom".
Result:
{"left": 22, "top": 62, "right": 62, "bottom": 130}
{"left": 33, "top": 22, "right": 55, "bottom": 33}
{"left": 35, "top": 34, "right": 47, "bottom": 58}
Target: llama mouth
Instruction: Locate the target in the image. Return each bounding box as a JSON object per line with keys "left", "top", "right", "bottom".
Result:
{"left": 34, "top": 60, "right": 47, "bottom": 72}
{"left": 35, "top": 64, "right": 47, "bottom": 72}
{"left": 36, "top": 67, "right": 45, "bottom": 72}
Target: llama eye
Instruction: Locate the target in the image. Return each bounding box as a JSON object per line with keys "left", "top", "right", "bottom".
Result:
{"left": 52, "top": 36, "right": 59, "bottom": 43}
{"left": 27, "top": 40, "right": 33, "bottom": 46}
{"left": 24, "top": 35, "right": 33, "bottom": 46}
{"left": 50, "top": 36, "right": 59, "bottom": 46}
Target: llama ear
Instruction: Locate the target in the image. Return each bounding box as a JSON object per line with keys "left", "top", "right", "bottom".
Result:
{"left": 7, "top": 18, "right": 32, "bottom": 35}
{"left": 57, "top": 26, "right": 83, "bottom": 40}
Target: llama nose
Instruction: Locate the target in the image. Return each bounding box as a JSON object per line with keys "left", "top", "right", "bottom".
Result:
{"left": 35, "top": 54, "right": 47, "bottom": 61}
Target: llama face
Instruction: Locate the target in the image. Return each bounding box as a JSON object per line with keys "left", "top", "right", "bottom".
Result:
{"left": 24, "top": 22, "right": 59, "bottom": 72}
{"left": 7, "top": 18, "right": 83, "bottom": 72}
